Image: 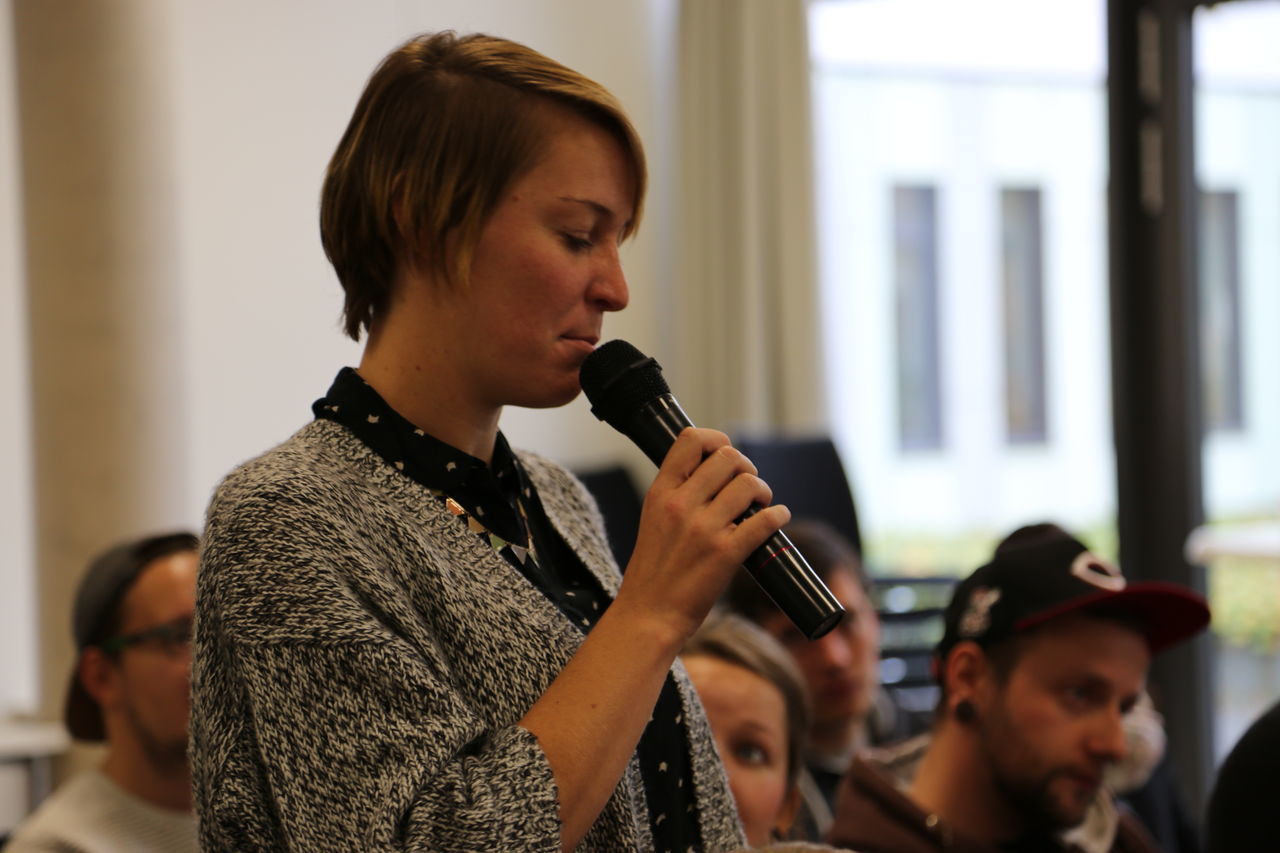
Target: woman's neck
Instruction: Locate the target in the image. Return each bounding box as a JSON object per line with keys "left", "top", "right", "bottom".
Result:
{"left": 358, "top": 320, "right": 501, "bottom": 464}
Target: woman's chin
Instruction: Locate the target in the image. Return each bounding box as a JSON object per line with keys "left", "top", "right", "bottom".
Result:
{"left": 509, "top": 381, "right": 583, "bottom": 411}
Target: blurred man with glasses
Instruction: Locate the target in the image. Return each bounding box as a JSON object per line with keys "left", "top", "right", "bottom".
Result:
{"left": 6, "top": 531, "right": 199, "bottom": 852}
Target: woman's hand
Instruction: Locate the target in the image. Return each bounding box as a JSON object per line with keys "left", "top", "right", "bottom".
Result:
{"left": 616, "top": 427, "right": 791, "bottom": 650}
{"left": 522, "top": 428, "right": 786, "bottom": 850}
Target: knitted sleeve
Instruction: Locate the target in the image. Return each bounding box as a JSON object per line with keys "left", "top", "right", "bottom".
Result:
{"left": 191, "top": 440, "right": 565, "bottom": 851}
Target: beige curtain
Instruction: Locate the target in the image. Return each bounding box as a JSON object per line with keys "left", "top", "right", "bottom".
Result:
{"left": 673, "top": 0, "right": 826, "bottom": 435}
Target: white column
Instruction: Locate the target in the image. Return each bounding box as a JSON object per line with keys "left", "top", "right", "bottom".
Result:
{"left": 13, "top": 0, "right": 189, "bottom": 719}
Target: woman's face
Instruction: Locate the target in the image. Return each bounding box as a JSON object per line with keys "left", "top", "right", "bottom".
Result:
{"left": 683, "top": 654, "right": 796, "bottom": 846}
{"left": 427, "top": 109, "right": 636, "bottom": 413}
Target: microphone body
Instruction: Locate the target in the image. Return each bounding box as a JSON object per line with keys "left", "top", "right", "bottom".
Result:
{"left": 580, "top": 342, "right": 845, "bottom": 640}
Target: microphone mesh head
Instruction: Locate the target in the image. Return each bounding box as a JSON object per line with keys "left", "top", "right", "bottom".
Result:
{"left": 579, "top": 340, "right": 671, "bottom": 427}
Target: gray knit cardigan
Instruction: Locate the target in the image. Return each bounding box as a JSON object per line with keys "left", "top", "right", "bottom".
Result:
{"left": 191, "top": 419, "right": 745, "bottom": 852}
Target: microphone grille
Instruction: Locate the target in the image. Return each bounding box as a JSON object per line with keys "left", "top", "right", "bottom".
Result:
{"left": 579, "top": 340, "right": 671, "bottom": 426}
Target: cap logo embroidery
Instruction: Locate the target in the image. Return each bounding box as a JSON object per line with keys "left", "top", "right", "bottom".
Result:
{"left": 1070, "top": 551, "right": 1126, "bottom": 592}
{"left": 959, "top": 586, "right": 1002, "bottom": 638}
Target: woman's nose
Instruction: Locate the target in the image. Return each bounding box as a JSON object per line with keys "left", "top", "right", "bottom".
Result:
{"left": 591, "top": 250, "right": 629, "bottom": 311}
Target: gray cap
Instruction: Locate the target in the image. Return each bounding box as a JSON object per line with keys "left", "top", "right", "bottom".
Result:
{"left": 64, "top": 531, "right": 198, "bottom": 741}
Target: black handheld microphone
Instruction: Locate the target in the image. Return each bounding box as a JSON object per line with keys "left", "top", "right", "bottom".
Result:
{"left": 579, "top": 339, "right": 845, "bottom": 640}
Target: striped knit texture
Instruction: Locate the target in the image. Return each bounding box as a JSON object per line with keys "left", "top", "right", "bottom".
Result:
{"left": 191, "top": 419, "right": 745, "bottom": 851}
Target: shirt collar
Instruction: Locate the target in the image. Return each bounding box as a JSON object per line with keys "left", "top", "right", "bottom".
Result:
{"left": 313, "top": 367, "right": 525, "bottom": 542}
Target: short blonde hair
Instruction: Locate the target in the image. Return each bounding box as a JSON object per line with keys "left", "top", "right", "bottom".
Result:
{"left": 320, "top": 31, "right": 647, "bottom": 340}
{"left": 683, "top": 610, "right": 812, "bottom": 792}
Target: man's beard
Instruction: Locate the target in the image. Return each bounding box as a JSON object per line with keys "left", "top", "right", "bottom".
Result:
{"left": 124, "top": 701, "right": 189, "bottom": 777}
{"left": 989, "top": 762, "right": 1091, "bottom": 834}
{"left": 977, "top": 712, "right": 1096, "bottom": 835}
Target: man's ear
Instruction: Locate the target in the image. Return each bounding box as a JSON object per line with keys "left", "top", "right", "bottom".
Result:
{"left": 942, "top": 640, "right": 991, "bottom": 720}
{"left": 78, "top": 646, "right": 121, "bottom": 711}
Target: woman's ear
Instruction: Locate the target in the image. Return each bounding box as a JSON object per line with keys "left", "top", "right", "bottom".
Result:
{"left": 773, "top": 783, "right": 803, "bottom": 841}
{"left": 389, "top": 171, "right": 411, "bottom": 240}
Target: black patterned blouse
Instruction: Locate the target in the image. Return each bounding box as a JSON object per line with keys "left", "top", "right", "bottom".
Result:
{"left": 313, "top": 368, "right": 703, "bottom": 852}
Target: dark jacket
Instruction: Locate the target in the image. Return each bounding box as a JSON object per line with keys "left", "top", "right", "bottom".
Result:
{"left": 827, "top": 751, "right": 1162, "bottom": 853}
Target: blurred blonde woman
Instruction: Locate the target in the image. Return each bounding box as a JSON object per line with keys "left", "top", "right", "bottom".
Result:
{"left": 684, "top": 611, "right": 813, "bottom": 846}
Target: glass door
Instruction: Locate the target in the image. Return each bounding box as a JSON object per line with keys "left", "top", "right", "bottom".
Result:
{"left": 1188, "top": 0, "right": 1280, "bottom": 764}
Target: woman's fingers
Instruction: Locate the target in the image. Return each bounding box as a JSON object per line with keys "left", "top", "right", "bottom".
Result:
{"left": 619, "top": 427, "right": 790, "bottom": 640}
{"left": 653, "top": 429, "right": 764, "bottom": 513}
{"left": 652, "top": 427, "right": 739, "bottom": 483}
{"left": 702, "top": 459, "right": 773, "bottom": 519}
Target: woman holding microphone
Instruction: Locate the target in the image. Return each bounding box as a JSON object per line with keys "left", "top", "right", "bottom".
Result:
{"left": 190, "top": 31, "right": 789, "bottom": 852}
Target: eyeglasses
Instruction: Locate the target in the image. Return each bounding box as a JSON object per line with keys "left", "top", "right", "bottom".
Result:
{"left": 100, "top": 617, "right": 193, "bottom": 657}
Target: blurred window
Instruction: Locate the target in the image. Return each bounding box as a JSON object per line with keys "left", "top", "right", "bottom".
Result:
{"left": 810, "top": 0, "right": 1114, "bottom": 579}
{"left": 1001, "top": 187, "right": 1047, "bottom": 445}
{"left": 1192, "top": 0, "right": 1280, "bottom": 762}
{"left": 894, "top": 185, "right": 944, "bottom": 452}
{"left": 1198, "top": 189, "right": 1245, "bottom": 432}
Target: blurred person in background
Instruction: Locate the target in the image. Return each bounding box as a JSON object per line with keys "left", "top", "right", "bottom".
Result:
{"left": 683, "top": 610, "right": 811, "bottom": 846}
{"left": 991, "top": 525, "right": 1200, "bottom": 853}
{"left": 1204, "top": 697, "right": 1280, "bottom": 853}
{"left": 5, "top": 531, "right": 199, "bottom": 853}
{"left": 724, "top": 519, "right": 898, "bottom": 835}
{"left": 826, "top": 531, "right": 1209, "bottom": 853}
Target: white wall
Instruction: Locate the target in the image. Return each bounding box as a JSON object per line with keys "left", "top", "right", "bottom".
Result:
{"left": 2, "top": 0, "right": 679, "bottom": 718}
{"left": 171, "top": 0, "right": 679, "bottom": 527}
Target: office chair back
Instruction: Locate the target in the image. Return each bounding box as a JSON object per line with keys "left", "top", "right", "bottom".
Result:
{"left": 732, "top": 434, "right": 863, "bottom": 558}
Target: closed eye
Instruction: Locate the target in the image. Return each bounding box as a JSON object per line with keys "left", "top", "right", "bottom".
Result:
{"left": 561, "top": 233, "right": 593, "bottom": 253}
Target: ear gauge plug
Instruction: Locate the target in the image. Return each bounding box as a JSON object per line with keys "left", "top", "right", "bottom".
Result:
{"left": 954, "top": 699, "right": 976, "bottom": 723}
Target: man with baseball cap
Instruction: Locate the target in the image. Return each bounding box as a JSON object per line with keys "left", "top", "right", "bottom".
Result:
{"left": 6, "top": 531, "right": 200, "bottom": 852}
{"left": 827, "top": 529, "right": 1210, "bottom": 853}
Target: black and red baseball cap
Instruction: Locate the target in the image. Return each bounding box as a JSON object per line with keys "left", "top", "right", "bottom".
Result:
{"left": 934, "top": 534, "right": 1210, "bottom": 673}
